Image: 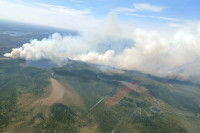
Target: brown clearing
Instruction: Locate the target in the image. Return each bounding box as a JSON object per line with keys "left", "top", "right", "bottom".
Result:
{"left": 33, "top": 78, "right": 65, "bottom": 105}
{"left": 105, "top": 87, "right": 132, "bottom": 106}
{"left": 122, "top": 81, "right": 150, "bottom": 96}
{"left": 33, "top": 78, "right": 84, "bottom": 107}
{"left": 105, "top": 81, "right": 140, "bottom": 106}
{"left": 0, "top": 58, "right": 9, "bottom": 60}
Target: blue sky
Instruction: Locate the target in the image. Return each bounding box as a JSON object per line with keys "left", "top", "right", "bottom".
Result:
{"left": 0, "top": 0, "right": 199, "bottom": 30}
{"left": 25, "top": 0, "right": 200, "bottom": 20}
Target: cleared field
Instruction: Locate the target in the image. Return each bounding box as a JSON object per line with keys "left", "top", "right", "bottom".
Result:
{"left": 33, "top": 78, "right": 84, "bottom": 108}
{"left": 105, "top": 82, "right": 140, "bottom": 106}
{"left": 105, "top": 87, "right": 132, "bottom": 106}
{"left": 33, "top": 78, "right": 65, "bottom": 105}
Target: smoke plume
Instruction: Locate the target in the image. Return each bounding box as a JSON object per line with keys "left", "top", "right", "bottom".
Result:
{"left": 4, "top": 20, "right": 200, "bottom": 83}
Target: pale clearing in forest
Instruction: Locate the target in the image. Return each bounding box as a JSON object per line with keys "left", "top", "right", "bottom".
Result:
{"left": 34, "top": 78, "right": 65, "bottom": 105}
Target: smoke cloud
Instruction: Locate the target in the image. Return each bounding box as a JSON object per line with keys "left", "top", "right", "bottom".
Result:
{"left": 4, "top": 18, "right": 200, "bottom": 83}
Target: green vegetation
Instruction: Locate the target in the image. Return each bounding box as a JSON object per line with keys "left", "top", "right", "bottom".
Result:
{"left": 44, "top": 103, "right": 78, "bottom": 133}
{"left": 143, "top": 83, "right": 200, "bottom": 113}
{"left": 51, "top": 61, "right": 199, "bottom": 133}
{"left": 0, "top": 59, "right": 50, "bottom": 132}
{"left": 0, "top": 54, "right": 200, "bottom": 132}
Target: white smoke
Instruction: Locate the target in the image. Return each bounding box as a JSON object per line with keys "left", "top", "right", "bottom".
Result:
{"left": 4, "top": 19, "right": 200, "bottom": 83}
{"left": 4, "top": 33, "right": 100, "bottom": 64}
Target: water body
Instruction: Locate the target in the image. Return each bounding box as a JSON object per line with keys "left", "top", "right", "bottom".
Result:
{"left": 152, "top": 107, "right": 160, "bottom": 112}
{"left": 26, "top": 60, "right": 58, "bottom": 70}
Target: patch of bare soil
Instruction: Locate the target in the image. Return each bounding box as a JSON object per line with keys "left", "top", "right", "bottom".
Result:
{"left": 105, "top": 87, "right": 132, "bottom": 106}
{"left": 33, "top": 78, "right": 65, "bottom": 105}
{"left": 33, "top": 78, "right": 84, "bottom": 108}
{"left": 0, "top": 58, "right": 9, "bottom": 60}
{"left": 121, "top": 81, "right": 150, "bottom": 96}
{"left": 105, "top": 82, "right": 140, "bottom": 106}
